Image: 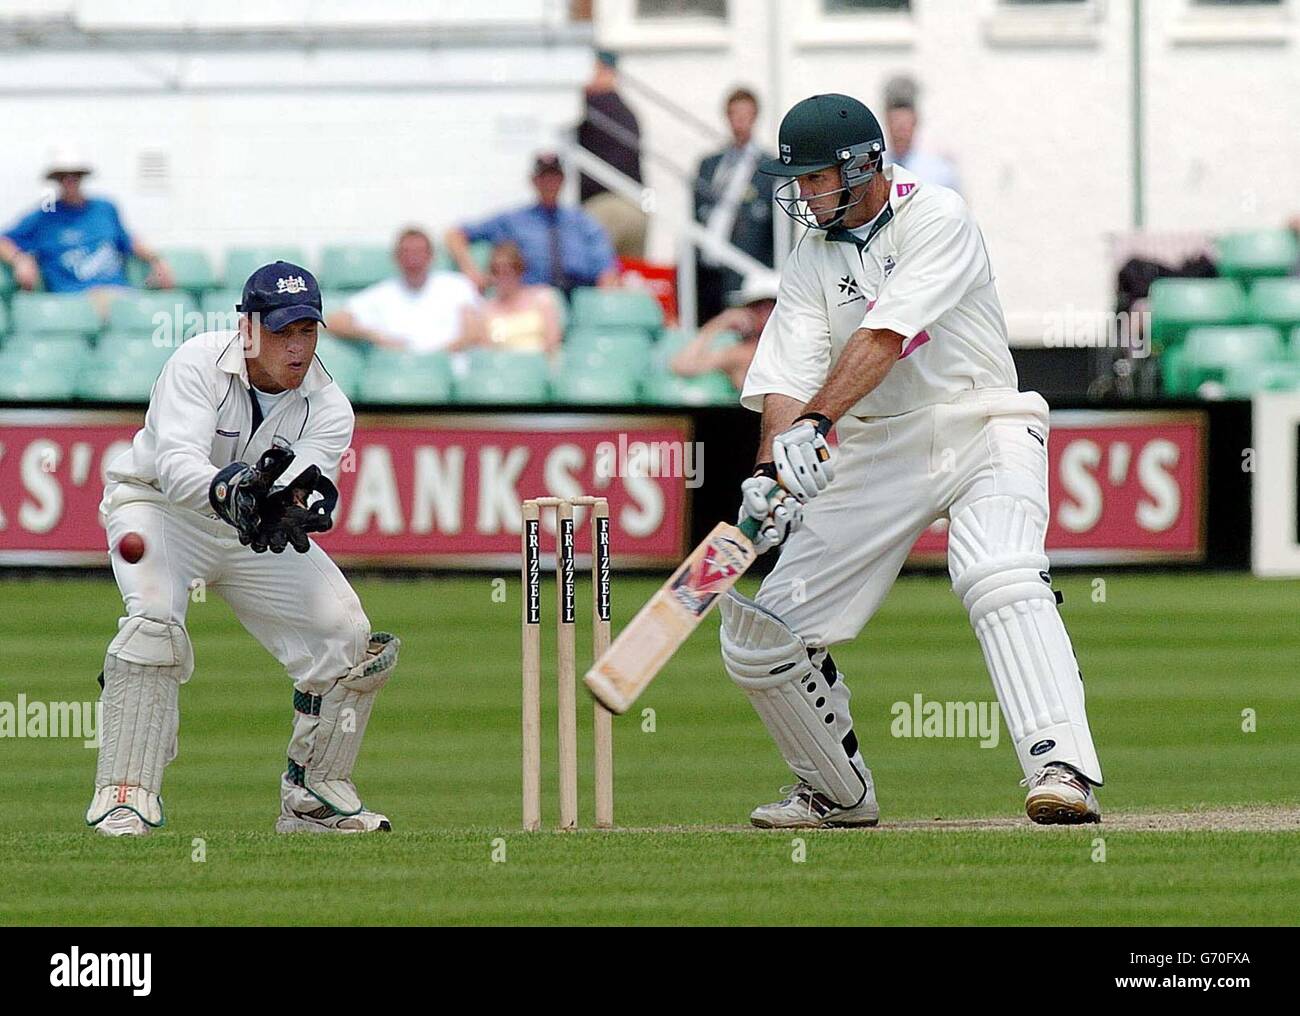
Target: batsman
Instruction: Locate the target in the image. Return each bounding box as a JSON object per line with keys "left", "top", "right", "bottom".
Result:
{"left": 724, "top": 94, "right": 1103, "bottom": 827}
{"left": 88, "top": 261, "right": 397, "bottom": 836}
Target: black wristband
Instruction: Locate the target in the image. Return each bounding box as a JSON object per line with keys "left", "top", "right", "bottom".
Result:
{"left": 752, "top": 462, "right": 778, "bottom": 481}
{"left": 794, "top": 412, "right": 833, "bottom": 438}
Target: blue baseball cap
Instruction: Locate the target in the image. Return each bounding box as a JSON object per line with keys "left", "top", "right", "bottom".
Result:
{"left": 237, "top": 261, "right": 325, "bottom": 331}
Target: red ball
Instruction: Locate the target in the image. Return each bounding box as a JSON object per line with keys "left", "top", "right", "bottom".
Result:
{"left": 117, "top": 531, "right": 146, "bottom": 564}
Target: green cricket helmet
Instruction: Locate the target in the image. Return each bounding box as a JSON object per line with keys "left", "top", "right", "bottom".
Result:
{"left": 759, "top": 93, "right": 886, "bottom": 230}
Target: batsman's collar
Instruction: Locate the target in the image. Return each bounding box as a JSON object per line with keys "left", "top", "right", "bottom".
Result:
{"left": 826, "top": 162, "right": 921, "bottom": 251}
{"left": 216, "top": 331, "right": 335, "bottom": 396}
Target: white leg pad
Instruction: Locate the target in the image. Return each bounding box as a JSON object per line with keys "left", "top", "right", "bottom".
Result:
{"left": 86, "top": 616, "right": 193, "bottom": 828}
{"left": 949, "top": 497, "right": 1103, "bottom": 784}
{"left": 287, "top": 632, "right": 399, "bottom": 816}
{"left": 720, "top": 592, "right": 869, "bottom": 807}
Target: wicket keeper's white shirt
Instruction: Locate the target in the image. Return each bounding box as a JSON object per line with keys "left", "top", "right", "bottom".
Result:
{"left": 742, "top": 163, "right": 1017, "bottom": 419}
{"left": 101, "top": 330, "right": 355, "bottom": 522}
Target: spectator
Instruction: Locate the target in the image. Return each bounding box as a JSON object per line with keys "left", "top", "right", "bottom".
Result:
{"left": 882, "top": 74, "right": 961, "bottom": 193}
{"left": 444, "top": 153, "right": 619, "bottom": 298}
{"left": 0, "top": 146, "right": 173, "bottom": 315}
{"left": 455, "top": 242, "right": 563, "bottom": 356}
{"left": 576, "top": 50, "right": 647, "bottom": 259}
{"left": 693, "top": 87, "right": 777, "bottom": 325}
{"left": 670, "top": 271, "right": 777, "bottom": 391}
{"left": 326, "top": 227, "right": 478, "bottom": 352}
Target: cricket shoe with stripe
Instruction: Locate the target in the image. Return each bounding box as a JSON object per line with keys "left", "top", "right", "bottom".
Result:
{"left": 94, "top": 807, "right": 152, "bottom": 837}
{"left": 750, "top": 780, "right": 880, "bottom": 829}
{"left": 275, "top": 776, "right": 392, "bottom": 834}
{"left": 1023, "top": 763, "right": 1101, "bottom": 824}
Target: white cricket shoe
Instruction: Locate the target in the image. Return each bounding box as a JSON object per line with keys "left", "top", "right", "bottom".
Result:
{"left": 94, "top": 808, "right": 152, "bottom": 837}
{"left": 750, "top": 780, "right": 880, "bottom": 829}
{"left": 1023, "top": 763, "right": 1101, "bottom": 824}
{"left": 275, "top": 778, "right": 392, "bottom": 834}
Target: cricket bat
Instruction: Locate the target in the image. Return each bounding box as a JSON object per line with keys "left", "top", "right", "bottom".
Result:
{"left": 584, "top": 511, "right": 766, "bottom": 715}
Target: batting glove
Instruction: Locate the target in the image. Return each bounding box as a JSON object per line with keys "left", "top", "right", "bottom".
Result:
{"left": 738, "top": 468, "right": 803, "bottom": 555}
{"left": 771, "top": 413, "right": 834, "bottom": 502}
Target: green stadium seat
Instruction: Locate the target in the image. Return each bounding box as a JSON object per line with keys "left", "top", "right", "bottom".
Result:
{"left": 126, "top": 247, "right": 217, "bottom": 294}
{"left": 454, "top": 352, "right": 550, "bottom": 404}
{"left": 107, "top": 290, "right": 198, "bottom": 338}
{"left": 0, "top": 356, "right": 78, "bottom": 400}
{"left": 569, "top": 287, "right": 664, "bottom": 332}
{"left": 76, "top": 365, "right": 163, "bottom": 403}
{"left": 641, "top": 371, "right": 737, "bottom": 406}
{"left": 551, "top": 368, "right": 639, "bottom": 405}
{"left": 1148, "top": 278, "right": 1247, "bottom": 349}
{"left": 1223, "top": 360, "right": 1300, "bottom": 397}
{"left": 224, "top": 247, "right": 308, "bottom": 289}
{"left": 1215, "top": 230, "right": 1299, "bottom": 283}
{"left": 0, "top": 262, "right": 15, "bottom": 298}
{"left": 2, "top": 332, "right": 92, "bottom": 366}
{"left": 199, "top": 289, "right": 246, "bottom": 332}
{"left": 1173, "top": 325, "right": 1284, "bottom": 397}
{"left": 318, "top": 245, "right": 392, "bottom": 291}
{"left": 564, "top": 328, "right": 653, "bottom": 375}
{"left": 465, "top": 348, "right": 549, "bottom": 375}
{"left": 1160, "top": 344, "right": 1188, "bottom": 396}
{"left": 0, "top": 299, "right": 7, "bottom": 336}
{"left": 359, "top": 353, "right": 454, "bottom": 403}
{"left": 10, "top": 292, "right": 100, "bottom": 336}
{"left": 1248, "top": 278, "right": 1300, "bottom": 335}
{"left": 313, "top": 335, "right": 367, "bottom": 396}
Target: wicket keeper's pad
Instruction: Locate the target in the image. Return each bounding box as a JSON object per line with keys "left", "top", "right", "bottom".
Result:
{"left": 288, "top": 632, "right": 400, "bottom": 815}
{"left": 86, "top": 616, "right": 194, "bottom": 828}
{"left": 949, "top": 495, "right": 1103, "bottom": 785}
{"left": 721, "top": 591, "right": 870, "bottom": 808}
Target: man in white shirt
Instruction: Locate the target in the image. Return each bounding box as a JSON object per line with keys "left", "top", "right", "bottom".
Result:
{"left": 90, "top": 261, "right": 398, "bottom": 837}
{"left": 721, "top": 93, "right": 1103, "bottom": 829}
{"left": 326, "top": 227, "right": 479, "bottom": 352}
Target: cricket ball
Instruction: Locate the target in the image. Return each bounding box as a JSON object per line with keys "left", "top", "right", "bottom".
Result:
{"left": 117, "top": 531, "right": 146, "bottom": 564}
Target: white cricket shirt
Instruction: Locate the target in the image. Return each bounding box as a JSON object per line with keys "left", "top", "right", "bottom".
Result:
{"left": 742, "top": 163, "right": 1017, "bottom": 419}
{"left": 102, "top": 330, "right": 355, "bottom": 521}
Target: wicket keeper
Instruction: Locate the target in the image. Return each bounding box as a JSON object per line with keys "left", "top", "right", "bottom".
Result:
{"left": 88, "top": 262, "right": 397, "bottom": 836}
{"left": 723, "top": 94, "right": 1103, "bottom": 827}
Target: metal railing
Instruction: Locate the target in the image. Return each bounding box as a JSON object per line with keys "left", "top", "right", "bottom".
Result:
{"left": 558, "top": 140, "right": 774, "bottom": 327}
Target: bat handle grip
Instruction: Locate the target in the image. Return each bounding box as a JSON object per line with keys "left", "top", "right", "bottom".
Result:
{"left": 739, "top": 482, "right": 790, "bottom": 541}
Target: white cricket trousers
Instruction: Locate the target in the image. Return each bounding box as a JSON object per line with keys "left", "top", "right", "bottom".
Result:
{"left": 756, "top": 388, "right": 1053, "bottom": 644}
{"left": 103, "top": 489, "right": 370, "bottom": 694}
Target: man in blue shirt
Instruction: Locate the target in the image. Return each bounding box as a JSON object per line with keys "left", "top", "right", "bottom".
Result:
{"left": 0, "top": 148, "right": 173, "bottom": 310}
{"left": 444, "top": 152, "right": 619, "bottom": 297}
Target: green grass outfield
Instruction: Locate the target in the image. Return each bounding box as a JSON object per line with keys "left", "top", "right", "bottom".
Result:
{"left": 1, "top": 571, "right": 1296, "bottom": 926}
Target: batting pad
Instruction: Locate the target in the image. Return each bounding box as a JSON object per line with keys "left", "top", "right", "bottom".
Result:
{"left": 287, "top": 632, "right": 399, "bottom": 816}
{"left": 720, "top": 592, "right": 869, "bottom": 807}
{"left": 949, "top": 496, "right": 1103, "bottom": 785}
{"left": 86, "top": 616, "right": 193, "bottom": 827}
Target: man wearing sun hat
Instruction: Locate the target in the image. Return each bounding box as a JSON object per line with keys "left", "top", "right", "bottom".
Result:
{"left": 0, "top": 145, "right": 174, "bottom": 310}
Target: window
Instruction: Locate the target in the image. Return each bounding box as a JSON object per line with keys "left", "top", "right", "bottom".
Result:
{"left": 1174, "top": 0, "right": 1290, "bottom": 43}
{"left": 635, "top": 0, "right": 727, "bottom": 16}
{"left": 984, "top": 0, "right": 1107, "bottom": 46}
{"left": 822, "top": 0, "right": 910, "bottom": 10}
